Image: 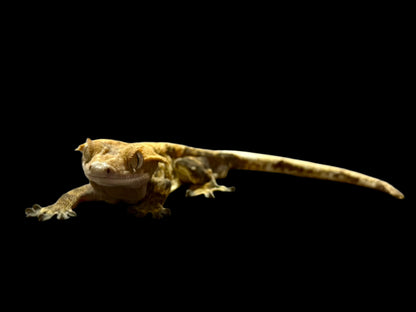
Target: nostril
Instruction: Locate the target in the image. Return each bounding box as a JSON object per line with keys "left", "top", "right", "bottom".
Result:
{"left": 106, "top": 168, "right": 111, "bottom": 175}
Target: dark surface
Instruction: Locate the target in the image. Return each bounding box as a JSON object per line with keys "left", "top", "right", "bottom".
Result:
{"left": 9, "top": 8, "right": 413, "bottom": 309}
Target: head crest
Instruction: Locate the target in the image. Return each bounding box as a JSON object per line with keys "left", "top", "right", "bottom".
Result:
{"left": 75, "top": 138, "right": 93, "bottom": 152}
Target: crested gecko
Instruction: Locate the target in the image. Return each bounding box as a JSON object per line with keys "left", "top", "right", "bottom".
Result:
{"left": 25, "top": 138, "right": 404, "bottom": 221}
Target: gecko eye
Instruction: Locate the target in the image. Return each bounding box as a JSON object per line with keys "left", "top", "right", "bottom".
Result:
{"left": 128, "top": 152, "right": 144, "bottom": 172}
{"left": 136, "top": 152, "right": 144, "bottom": 169}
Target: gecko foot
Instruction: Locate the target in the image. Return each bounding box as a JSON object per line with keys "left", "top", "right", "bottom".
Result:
{"left": 186, "top": 179, "right": 235, "bottom": 198}
{"left": 128, "top": 203, "right": 171, "bottom": 219}
{"left": 25, "top": 204, "right": 77, "bottom": 221}
{"left": 151, "top": 206, "right": 171, "bottom": 219}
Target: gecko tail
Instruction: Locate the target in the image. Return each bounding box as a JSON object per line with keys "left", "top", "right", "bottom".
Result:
{"left": 221, "top": 150, "right": 404, "bottom": 200}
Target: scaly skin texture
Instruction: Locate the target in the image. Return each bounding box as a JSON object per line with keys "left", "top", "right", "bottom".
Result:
{"left": 25, "top": 138, "right": 404, "bottom": 221}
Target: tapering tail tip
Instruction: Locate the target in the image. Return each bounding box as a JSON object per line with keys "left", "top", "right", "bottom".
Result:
{"left": 365, "top": 179, "right": 404, "bottom": 199}
{"left": 392, "top": 188, "right": 405, "bottom": 200}
{"left": 382, "top": 182, "right": 404, "bottom": 199}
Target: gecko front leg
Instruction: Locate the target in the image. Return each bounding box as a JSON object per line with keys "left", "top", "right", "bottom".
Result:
{"left": 128, "top": 163, "right": 173, "bottom": 219}
{"left": 128, "top": 177, "right": 172, "bottom": 218}
{"left": 25, "top": 184, "right": 96, "bottom": 221}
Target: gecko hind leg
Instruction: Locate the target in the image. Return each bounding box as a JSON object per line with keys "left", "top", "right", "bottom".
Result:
{"left": 174, "top": 156, "right": 235, "bottom": 198}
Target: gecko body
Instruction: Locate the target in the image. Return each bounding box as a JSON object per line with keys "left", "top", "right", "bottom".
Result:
{"left": 26, "top": 139, "right": 404, "bottom": 221}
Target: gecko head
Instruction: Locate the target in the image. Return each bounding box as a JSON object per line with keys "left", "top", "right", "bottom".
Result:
{"left": 75, "top": 138, "right": 150, "bottom": 188}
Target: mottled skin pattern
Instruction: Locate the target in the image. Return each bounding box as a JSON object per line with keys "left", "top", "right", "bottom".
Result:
{"left": 26, "top": 138, "right": 404, "bottom": 221}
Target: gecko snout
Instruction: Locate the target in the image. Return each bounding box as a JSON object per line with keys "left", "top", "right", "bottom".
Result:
{"left": 89, "top": 161, "right": 115, "bottom": 176}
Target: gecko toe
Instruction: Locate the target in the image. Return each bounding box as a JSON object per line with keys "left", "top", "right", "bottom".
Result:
{"left": 57, "top": 210, "right": 77, "bottom": 220}
{"left": 25, "top": 204, "right": 42, "bottom": 218}
{"left": 25, "top": 204, "right": 54, "bottom": 221}
{"left": 38, "top": 212, "right": 54, "bottom": 221}
{"left": 151, "top": 207, "right": 171, "bottom": 219}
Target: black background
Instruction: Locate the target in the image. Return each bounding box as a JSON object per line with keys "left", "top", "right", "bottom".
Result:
{"left": 9, "top": 5, "right": 413, "bottom": 309}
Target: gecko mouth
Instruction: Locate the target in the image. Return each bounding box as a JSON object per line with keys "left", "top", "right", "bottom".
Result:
{"left": 86, "top": 173, "right": 149, "bottom": 187}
